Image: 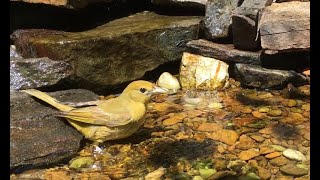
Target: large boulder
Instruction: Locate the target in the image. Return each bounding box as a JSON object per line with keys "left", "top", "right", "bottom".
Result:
{"left": 11, "top": 12, "right": 201, "bottom": 93}
{"left": 260, "top": 1, "right": 310, "bottom": 53}
{"left": 10, "top": 89, "right": 99, "bottom": 172}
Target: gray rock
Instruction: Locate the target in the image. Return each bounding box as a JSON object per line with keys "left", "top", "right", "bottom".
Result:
{"left": 185, "top": 39, "right": 261, "bottom": 64}
{"left": 232, "top": 14, "right": 260, "bottom": 51}
{"left": 10, "top": 57, "right": 73, "bottom": 91}
{"left": 234, "top": 63, "right": 308, "bottom": 89}
{"left": 260, "top": 2, "right": 310, "bottom": 52}
{"left": 280, "top": 164, "right": 308, "bottom": 177}
{"left": 11, "top": 12, "right": 201, "bottom": 93}
{"left": 232, "top": 0, "right": 273, "bottom": 51}
{"left": 10, "top": 89, "right": 99, "bottom": 171}
{"left": 202, "top": 0, "right": 240, "bottom": 40}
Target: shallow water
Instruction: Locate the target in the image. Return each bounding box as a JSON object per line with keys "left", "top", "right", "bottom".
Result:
{"left": 11, "top": 79, "right": 310, "bottom": 180}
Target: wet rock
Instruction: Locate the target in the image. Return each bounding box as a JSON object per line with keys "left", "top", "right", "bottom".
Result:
{"left": 179, "top": 52, "right": 229, "bottom": 90}
{"left": 271, "top": 145, "right": 286, "bottom": 152}
{"left": 207, "top": 129, "right": 239, "bottom": 145}
{"left": 145, "top": 167, "right": 166, "bottom": 180}
{"left": 283, "top": 84, "right": 310, "bottom": 100}
{"left": 280, "top": 164, "right": 308, "bottom": 177}
{"left": 236, "top": 135, "right": 256, "bottom": 150}
{"left": 242, "top": 107, "right": 253, "bottom": 114}
{"left": 283, "top": 149, "right": 306, "bottom": 161}
{"left": 156, "top": 72, "right": 181, "bottom": 94}
{"left": 260, "top": 2, "right": 310, "bottom": 52}
{"left": 197, "top": 122, "right": 222, "bottom": 132}
{"left": 250, "top": 135, "right": 265, "bottom": 142}
{"left": 151, "top": 0, "right": 206, "bottom": 9}
{"left": 238, "top": 148, "right": 260, "bottom": 161}
{"left": 10, "top": 57, "right": 72, "bottom": 91}
{"left": 185, "top": 39, "right": 261, "bottom": 65}
{"left": 69, "top": 156, "right": 95, "bottom": 169}
{"left": 252, "top": 111, "right": 264, "bottom": 118}
{"left": 162, "top": 113, "right": 187, "bottom": 126}
{"left": 258, "top": 167, "right": 271, "bottom": 180}
{"left": 12, "top": 12, "right": 201, "bottom": 93}
{"left": 238, "top": 172, "right": 260, "bottom": 180}
{"left": 259, "top": 146, "right": 276, "bottom": 155}
{"left": 234, "top": 63, "right": 308, "bottom": 89}
{"left": 10, "top": 89, "right": 99, "bottom": 171}
{"left": 267, "top": 109, "right": 282, "bottom": 117}
{"left": 269, "top": 156, "right": 290, "bottom": 166}
{"left": 265, "top": 152, "right": 282, "bottom": 159}
{"left": 199, "top": 168, "right": 217, "bottom": 178}
{"left": 287, "top": 100, "right": 297, "bottom": 107}
{"left": 202, "top": 0, "right": 240, "bottom": 40}
{"left": 275, "top": 176, "right": 294, "bottom": 180}
{"left": 10, "top": 0, "right": 112, "bottom": 9}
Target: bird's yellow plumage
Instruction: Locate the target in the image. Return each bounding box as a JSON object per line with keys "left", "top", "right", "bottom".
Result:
{"left": 22, "top": 80, "right": 167, "bottom": 143}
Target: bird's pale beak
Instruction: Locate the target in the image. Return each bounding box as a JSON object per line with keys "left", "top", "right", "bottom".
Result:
{"left": 150, "top": 86, "right": 169, "bottom": 94}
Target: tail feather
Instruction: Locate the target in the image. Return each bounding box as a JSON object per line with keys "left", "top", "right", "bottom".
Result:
{"left": 22, "top": 89, "right": 74, "bottom": 112}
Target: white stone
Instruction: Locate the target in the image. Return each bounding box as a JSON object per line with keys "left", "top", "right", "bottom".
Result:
{"left": 179, "top": 52, "right": 229, "bottom": 90}
{"left": 283, "top": 148, "right": 306, "bottom": 161}
{"left": 157, "top": 72, "right": 181, "bottom": 93}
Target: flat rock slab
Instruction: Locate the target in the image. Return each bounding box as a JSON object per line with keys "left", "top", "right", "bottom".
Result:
{"left": 10, "top": 0, "right": 113, "bottom": 9}
{"left": 10, "top": 89, "right": 99, "bottom": 172}
{"left": 185, "top": 39, "right": 261, "bottom": 65}
{"left": 12, "top": 12, "right": 201, "bottom": 93}
{"left": 260, "top": 1, "right": 310, "bottom": 52}
{"left": 10, "top": 57, "right": 72, "bottom": 91}
{"left": 234, "top": 63, "right": 308, "bottom": 89}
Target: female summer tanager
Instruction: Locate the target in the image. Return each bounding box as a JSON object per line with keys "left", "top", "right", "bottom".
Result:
{"left": 23, "top": 80, "right": 167, "bottom": 143}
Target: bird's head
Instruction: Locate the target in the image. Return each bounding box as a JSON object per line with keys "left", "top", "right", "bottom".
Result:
{"left": 121, "top": 80, "right": 168, "bottom": 103}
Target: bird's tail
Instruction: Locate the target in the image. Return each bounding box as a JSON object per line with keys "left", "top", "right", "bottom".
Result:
{"left": 22, "top": 89, "right": 74, "bottom": 112}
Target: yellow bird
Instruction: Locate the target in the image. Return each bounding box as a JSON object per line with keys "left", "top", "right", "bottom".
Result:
{"left": 22, "top": 80, "right": 167, "bottom": 143}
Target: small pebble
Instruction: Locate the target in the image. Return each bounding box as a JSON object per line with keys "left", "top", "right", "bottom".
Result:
{"left": 283, "top": 149, "right": 306, "bottom": 161}
{"left": 280, "top": 164, "right": 308, "bottom": 177}
{"left": 242, "top": 107, "right": 253, "bottom": 114}
{"left": 287, "top": 100, "right": 297, "bottom": 107}
{"left": 267, "top": 109, "right": 282, "bottom": 117}
{"left": 252, "top": 111, "right": 264, "bottom": 118}
{"left": 258, "top": 107, "right": 270, "bottom": 113}
{"left": 265, "top": 152, "right": 282, "bottom": 159}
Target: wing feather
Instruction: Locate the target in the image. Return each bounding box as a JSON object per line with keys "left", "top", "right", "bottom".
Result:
{"left": 58, "top": 106, "right": 132, "bottom": 127}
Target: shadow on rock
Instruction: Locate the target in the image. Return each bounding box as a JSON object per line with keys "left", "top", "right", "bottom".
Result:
{"left": 148, "top": 139, "right": 216, "bottom": 168}
{"left": 271, "top": 123, "right": 299, "bottom": 140}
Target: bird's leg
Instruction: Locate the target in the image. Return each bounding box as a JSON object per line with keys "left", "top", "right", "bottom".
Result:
{"left": 62, "top": 100, "right": 99, "bottom": 107}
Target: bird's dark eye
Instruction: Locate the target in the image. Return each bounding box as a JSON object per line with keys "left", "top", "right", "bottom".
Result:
{"left": 140, "top": 88, "right": 147, "bottom": 93}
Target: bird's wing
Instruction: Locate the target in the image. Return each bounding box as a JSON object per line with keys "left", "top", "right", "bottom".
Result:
{"left": 58, "top": 106, "right": 133, "bottom": 127}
